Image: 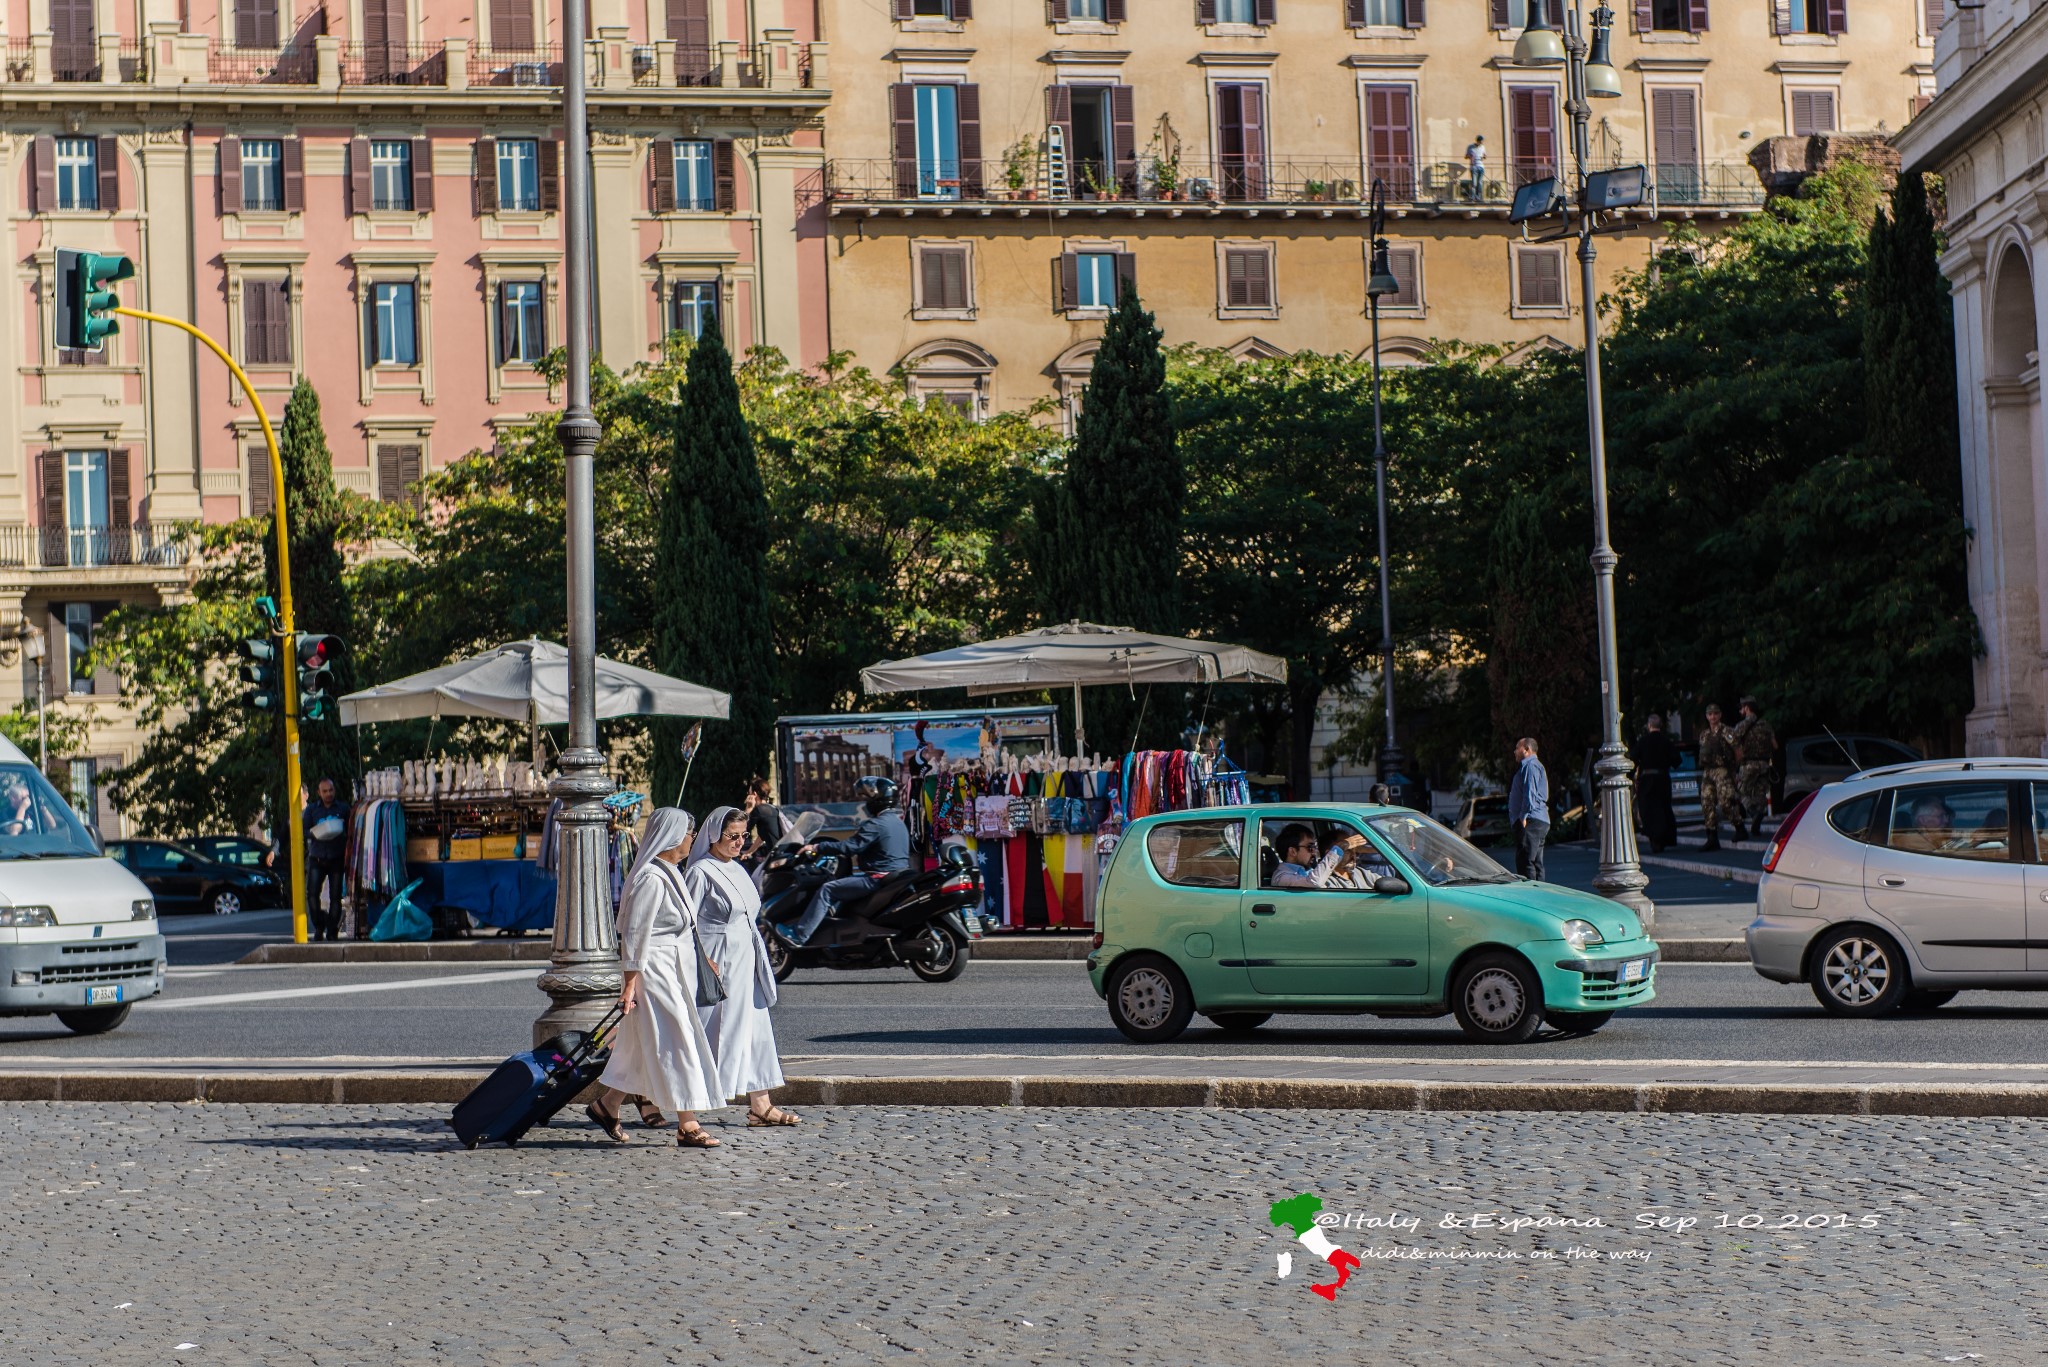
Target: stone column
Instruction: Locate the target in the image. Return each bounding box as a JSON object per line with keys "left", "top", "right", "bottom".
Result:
{"left": 137, "top": 129, "right": 203, "bottom": 522}
{"left": 590, "top": 132, "right": 643, "bottom": 368}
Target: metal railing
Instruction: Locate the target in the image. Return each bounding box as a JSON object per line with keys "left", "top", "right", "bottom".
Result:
{"left": 0, "top": 524, "right": 195, "bottom": 571}
{"left": 674, "top": 43, "right": 717, "bottom": 87}
{"left": 338, "top": 40, "right": 446, "bottom": 87}
{"left": 472, "top": 43, "right": 563, "bottom": 87}
{"left": 3, "top": 37, "right": 32, "bottom": 82}
{"left": 207, "top": 43, "right": 317, "bottom": 84}
{"left": 51, "top": 47, "right": 99, "bottom": 81}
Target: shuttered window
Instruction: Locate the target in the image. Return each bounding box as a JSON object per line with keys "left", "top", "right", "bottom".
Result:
{"left": 490, "top": 0, "right": 534, "bottom": 50}
{"left": 50, "top": 0, "right": 95, "bottom": 78}
{"left": 497, "top": 139, "right": 541, "bottom": 211}
{"left": 670, "top": 281, "right": 719, "bottom": 339}
{"left": 1223, "top": 248, "right": 1273, "bottom": 310}
{"left": 1924, "top": 0, "right": 1944, "bottom": 34}
{"left": 1364, "top": 85, "right": 1415, "bottom": 199}
{"left": 54, "top": 138, "right": 98, "bottom": 211}
{"left": 1216, "top": 83, "right": 1266, "bottom": 201}
{"left": 1790, "top": 89, "right": 1838, "bottom": 135}
{"left": 371, "top": 140, "right": 413, "bottom": 210}
{"left": 918, "top": 246, "right": 971, "bottom": 312}
{"left": 234, "top": 0, "right": 280, "bottom": 48}
{"left": 247, "top": 445, "right": 275, "bottom": 518}
{"left": 376, "top": 445, "right": 424, "bottom": 506}
{"left": 1507, "top": 86, "right": 1559, "bottom": 187}
{"left": 242, "top": 138, "right": 285, "bottom": 211}
{"left": 242, "top": 278, "right": 291, "bottom": 365}
{"left": 675, "top": 140, "right": 716, "bottom": 210}
{"left": 1515, "top": 247, "right": 1565, "bottom": 310}
{"left": 1383, "top": 245, "right": 1421, "bottom": 310}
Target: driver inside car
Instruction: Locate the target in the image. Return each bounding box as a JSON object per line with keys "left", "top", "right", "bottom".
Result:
{"left": 1271, "top": 824, "right": 1379, "bottom": 889}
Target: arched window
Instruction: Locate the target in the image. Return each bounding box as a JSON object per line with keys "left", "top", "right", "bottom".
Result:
{"left": 899, "top": 339, "right": 997, "bottom": 418}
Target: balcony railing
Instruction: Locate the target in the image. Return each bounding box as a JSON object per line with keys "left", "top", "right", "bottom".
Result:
{"left": 822, "top": 156, "right": 1767, "bottom": 211}
{"left": 207, "top": 42, "right": 317, "bottom": 85}
{"left": 338, "top": 40, "right": 447, "bottom": 87}
{"left": 471, "top": 43, "right": 564, "bottom": 88}
{"left": 0, "top": 524, "right": 195, "bottom": 571}
{"left": 3, "top": 38, "right": 31, "bottom": 82}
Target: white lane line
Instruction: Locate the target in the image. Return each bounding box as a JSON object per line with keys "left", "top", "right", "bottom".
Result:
{"left": 139, "top": 968, "right": 538, "bottom": 1010}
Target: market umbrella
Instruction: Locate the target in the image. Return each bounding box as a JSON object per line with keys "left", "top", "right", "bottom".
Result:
{"left": 858, "top": 621, "right": 1287, "bottom": 755}
{"left": 338, "top": 639, "right": 730, "bottom": 727}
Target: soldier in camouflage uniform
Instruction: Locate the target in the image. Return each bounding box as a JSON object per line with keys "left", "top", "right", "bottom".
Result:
{"left": 1734, "top": 695, "right": 1778, "bottom": 836}
{"left": 1697, "top": 703, "right": 1742, "bottom": 851}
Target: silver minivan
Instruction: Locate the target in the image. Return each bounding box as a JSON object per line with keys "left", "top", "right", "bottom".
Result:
{"left": 1749, "top": 759, "right": 2048, "bottom": 1015}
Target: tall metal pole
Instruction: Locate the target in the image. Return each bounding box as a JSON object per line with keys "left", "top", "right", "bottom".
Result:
{"left": 1564, "top": 2, "right": 1653, "bottom": 926}
{"left": 1366, "top": 185, "right": 1405, "bottom": 802}
{"left": 535, "top": 0, "right": 620, "bottom": 1044}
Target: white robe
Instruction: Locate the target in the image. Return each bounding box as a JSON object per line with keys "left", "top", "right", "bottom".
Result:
{"left": 601, "top": 859, "right": 723, "bottom": 1114}
{"left": 686, "top": 856, "right": 785, "bottom": 1098}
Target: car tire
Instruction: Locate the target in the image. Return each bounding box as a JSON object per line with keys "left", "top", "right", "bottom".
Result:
{"left": 1207, "top": 1012, "right": 1272, "bottom": 1034}
{"left": 907, "top": 925, "right": 969, "bottom": 983}
{"left": 1809, "top": 927, "right": 1909, "bottom": 1016}
{"left": 56, "top": 1004, "right": 131, "bottom": 1035}
{"left": 1107, "top": 954, "right": 1195, "bottom": 1045}
{"left": 1450, "top": 951, "right": 1545, "bottom": 1044}
{"left": 1545, "top": 1009, "right": 1614, "bottom": 1035}
{"left": 1904, "top": 988, "right": 1957, "bottom": 1011}
{"left": 209, "top": 888, "right": 242, "bottom": 917}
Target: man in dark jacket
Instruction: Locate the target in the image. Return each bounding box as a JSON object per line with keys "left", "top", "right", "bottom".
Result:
{"left": 303, "top": 777, "right": 350, "bottom": 941}
{"left": 782, "top": 775, "right": 910, "bottom": 946}
{"left": 1631, "top": 714, "right": 1680, "bottom": 854}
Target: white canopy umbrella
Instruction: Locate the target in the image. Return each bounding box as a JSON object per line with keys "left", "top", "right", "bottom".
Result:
{"left": 859, "top": 621, "right": 1287, "bottom": 755}
{"left": 338, "top": 639, "right": 730, "bottom": 727}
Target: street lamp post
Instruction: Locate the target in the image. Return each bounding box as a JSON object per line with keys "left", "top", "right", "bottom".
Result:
{"left": 534, "top": 0, "right": 621, "bottom": 1045}
{"left": 1516, "top": 0, "right": 1655, "bottom": 927}
{"left": 1364, "top": 181, "right": 1408, "bottom": 804}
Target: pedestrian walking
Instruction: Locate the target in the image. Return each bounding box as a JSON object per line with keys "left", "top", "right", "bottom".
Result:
{"left": 1631, "top": 714, "right": 1679, "bottom": 854}
{"left": 741, "top": 775, "right": 782, "bottom": 870}
{"left": 1506, "top": 737, "right": 1550, "bottom": 881}
{"left": 303, "top": 778, "right": 350, "bottom": 938}
{"left": 1697, "top": 703, "right": 1741, "bottom": 851}
{"left": 1733, "top": 696, "right": 1778, "bottom": 835}
{"left": 688, "top": 806, "right": 800, "bottom": 1128}
{"left": 587, "top": 807, "right": 727, "bottom": 1148}
{"left": 1465, "top": 134, "right": 1487, "bottom": 201}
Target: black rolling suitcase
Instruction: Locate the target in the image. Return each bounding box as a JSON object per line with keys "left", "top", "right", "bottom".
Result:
{"left": 450, "top": 1004, "right": 624, "bottom": 1149}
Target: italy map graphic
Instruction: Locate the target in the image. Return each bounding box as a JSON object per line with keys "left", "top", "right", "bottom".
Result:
{"left": 1269, "top": 1193, "right": 1361, "bottom": 1302}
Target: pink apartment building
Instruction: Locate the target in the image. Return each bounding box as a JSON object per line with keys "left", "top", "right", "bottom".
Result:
{"left": 3, "top": 0, "right": 829, "bottom": 826}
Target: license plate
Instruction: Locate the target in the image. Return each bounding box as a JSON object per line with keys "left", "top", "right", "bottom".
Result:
{"left": 1621, "top": 959, "right": 1646, "bottom": 983}
{"left": 86, "top": 985, "right": 123, "bottom": 1005}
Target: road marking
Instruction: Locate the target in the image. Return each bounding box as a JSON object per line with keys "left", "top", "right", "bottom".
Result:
{"left": 139, "top": 968, "right": 538, "bottom": 1010}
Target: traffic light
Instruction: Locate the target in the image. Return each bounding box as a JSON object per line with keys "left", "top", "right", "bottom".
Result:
{"left": 54, "top": 249, "right": 135, "bottom": 353}
{"left": 295, "top": 634, "right": 343, "bottom": 721}
{"left": 237, "top": 636, "right": 282, "bottom": 714}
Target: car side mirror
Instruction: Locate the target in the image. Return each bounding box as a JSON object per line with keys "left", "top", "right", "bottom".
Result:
{"left": 1372, "top": 875, "right": 1411, "bottom": 896}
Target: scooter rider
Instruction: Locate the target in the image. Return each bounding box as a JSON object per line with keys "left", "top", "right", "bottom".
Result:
{"left": 780, "top": 775, "right": 911, "bottom": 946}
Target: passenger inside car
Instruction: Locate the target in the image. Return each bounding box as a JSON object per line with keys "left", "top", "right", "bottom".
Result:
{"left": 1262, "top": 820, "right": 1397, "bottom": 890}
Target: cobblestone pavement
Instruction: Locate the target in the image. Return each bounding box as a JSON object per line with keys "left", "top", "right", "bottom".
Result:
{"left": 1, "top": 1104, "right": 2043, "bottom": 1366}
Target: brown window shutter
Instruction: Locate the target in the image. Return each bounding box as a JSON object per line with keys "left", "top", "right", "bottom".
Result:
{"left": 1110, "top": 85, "right": 1136, "bottom": 189}
{"left": 1346, "top": 0, "right": 1365, "bottom": 21}
{"left": 538, "top": 140, "right": 561, "bottom": 212}
{"left": 1771, "top": 0, "right": 1789, "bottom": 33}
{"left": 1631, "top": 0, "right": 1652, "bottom": 28}
{"left": 1238, "top": 84, "right": 1265, "bottom": 198}
{"left": 1403, "top": 0, "right": 1425, "bottom": 26}
{"left": 410, "top": 138, "right": 434, "bottom": 211}
{"left": 1389, "top": 246, "right": 1418, "bottom": 307}
{"left": 220, "top": 136, "right": 243, "bottom": 216}
{"left": 1366, "top": 85, "right": 1415, "bottom": 197}
{"left": 893, "top": 0, "right": 912, "bottom": 16}
{"left": 942, "top": 250, "right": 967, "bottom": 310}
{"left": 1050, "top": 0, "right": 1071, "bottom": 18}
{"left": 491, "top": 0, "right": 534, "bottom": 50}
{"left": 1687, "top": 0, "right": 1708, "bottom": 28}
{"left": 1924, "top": 0, "right": 1944, "bottom": 32}
{"left": 1103, "top": 0, "right": 1124, "bottom": 17}
{"left": 1197, "top": 0, "right": 1217, "bottom": 22}
{"left": 96, "top": 136, "right": 120, "bottom": 212}
{"left": 476, "top": 138, "right": 498, "bottom": 214}
{"left": 1823, "top": 0, "right": 1845, "bottom": 31}
{"left": 349, "top": 137, "right": 372, "bottom": 213}
{"left": 33, "top": 137, "right": 56, "bottom": 214}
{"left": 266, "top": 279, "right": 292, "bottom": 364}
{"left": 399, "top": 446, "right": 423, "bottom": 506}
{"left": 40, "top": 453, "right": 65, "bottom": 567}
{"left": 954, "top": 0, "right": 972, "bottom": 16}
{"left": 1060, "top": 252, "right": 1079, "bottom": 310}
{"left": 282, "top": 137, "right": 304, "bottom": 212}
{"left": 1520, "top": 250, "right": 1561, "bottom": 307}
{"left": 713, "top": 139, "right": 737, "bottom": 211}
{"left": 956, "top": 86, "right": 983, "bottom": 194}
{"left": 1115, "top": 252, "right": 1137, "bottom": 301}
{"left": 1247, "top": 251, "right": 1270, "bottom": 307}
{"left": 1225, "top": 250, "right": 1248, "bottom": 307}
{"left": 1046, "top": 84, "right": 1073, "bottom": 141}
{"left": 243, "top": 281, "right": 270, "bottom": 363}
{"left": 108, "top": 449, "right": 132, "bottom": 563}
{"left": 652, "top": 139, "right": 677, "bottom": 212}
{"left": 247, "top": 445, "right": 274, "bottom": 519}
{"left": 1490, "top": 0, "right": 1509, "bottom": 27}
{"left": 891, "top": 85, "right": 919, "bottom": 197}
{"left": 920, "top": 248, "right": 945, "bottom": 309}
{"left": 377, "top": 445, "right": 402, "bottom": 502}
{"left": 1253, "top": 0, "right": 1275, "bottom": 22}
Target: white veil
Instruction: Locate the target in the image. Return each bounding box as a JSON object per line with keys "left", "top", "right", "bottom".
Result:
{"left": 625, "top": 806, "right": 696, "bottom": 888}
{"left": 689, "top": 805, "right": 741, "bottom": 867}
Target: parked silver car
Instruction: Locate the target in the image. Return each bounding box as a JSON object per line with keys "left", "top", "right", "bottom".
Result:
{"left": 1749, "top": 759, "right": 2040, "bottom": 1015}
{"left": 1779, "top": 734, "right": 1922, "bottom": 808}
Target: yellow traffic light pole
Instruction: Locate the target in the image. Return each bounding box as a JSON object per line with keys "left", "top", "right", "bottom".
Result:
{"left": 113, "top": 306, "right": 310, "bottom": 944}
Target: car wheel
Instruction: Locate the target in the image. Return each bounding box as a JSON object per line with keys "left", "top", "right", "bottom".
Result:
{"left": 907, "top": 925, "right": 969, "bottom": 983}
{"left": 1207, "top": 1012, "right": 1272, "bottom": 1034}
{"left": 1546, "top": 1009, "right": 1614, "bottom": 1035}
{"left": 1107, "top": 955, "right": 1195, "bottom": 1045}
{"left": 1904, "top": 988, "right": 1957, "bottom": 1011}
{"left": 209, "top": 888, "right": 242, "bottom": 917}
{"left": 56, "top": 1004, "right": 131, "bottom": 1035}
{"left": 1450, "top": 951, "right": 1545, "bottom": 1044}
{"left": 1809, "top": 927, "right": 1908, "bottom": 1016}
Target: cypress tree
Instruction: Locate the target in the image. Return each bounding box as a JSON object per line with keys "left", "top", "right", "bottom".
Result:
{"left": 1032, "top": 288, "right": 1182, "bottom": 754}
{"left": 262, "top": 379, "right": 357, "bottom": 865}
{"left": 650, "top": 329, "right": 775, "bottom": 811}
{"left": 1863, "top": 170, "right": 1961, "bottom": 502}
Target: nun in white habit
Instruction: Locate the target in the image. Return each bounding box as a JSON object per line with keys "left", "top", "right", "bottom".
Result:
{"left": 589, "top": 807, "right": 728, "bottom": 1148}
{"left": 687, "top": 805, "right": 800, "bottom": 1126}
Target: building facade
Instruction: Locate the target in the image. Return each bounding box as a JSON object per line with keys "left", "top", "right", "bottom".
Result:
{"left": 1898, "top": 0, "right": 2048, "bottom": 757}
{"left": 3, "top": 0, "right": 828, "bottom": 824}
{"left": 817, "top": 0, "right": 1940, "bottom": 420}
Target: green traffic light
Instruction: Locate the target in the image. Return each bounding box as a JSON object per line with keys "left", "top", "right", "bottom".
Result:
{"left": 54, "top": 249, "right": 135, "bottom": 353}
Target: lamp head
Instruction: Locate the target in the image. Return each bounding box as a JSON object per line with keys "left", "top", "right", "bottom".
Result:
{"left": 1513, "top": 0, "right": 1567, "bottom": 65}
{"left": 1584, "top": 18, "right": 1622, "bottom": 97}
{"left": 1367, "top": 240, "right": 1401, "bottom": 298}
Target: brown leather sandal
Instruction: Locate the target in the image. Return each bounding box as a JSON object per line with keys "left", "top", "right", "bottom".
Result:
{"left": 677, "top": 1122, "right": 722, "bottom": 1148}
{"left": 586, "top": 1100, "right": 629, "bottom": 1143}
{"left": 633, "top": 1098, "right": 667, "bottom": 1129}
{"left": 747, "top": 1106, "right": 802, "bottom": 1127}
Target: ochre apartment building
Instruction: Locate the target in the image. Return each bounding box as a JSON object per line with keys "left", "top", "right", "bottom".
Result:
{"left": 816, "top": 0, "right": 1941, "bottom": 420}
{"left": 3, "top": 0, "right": 827, "bottom": 823}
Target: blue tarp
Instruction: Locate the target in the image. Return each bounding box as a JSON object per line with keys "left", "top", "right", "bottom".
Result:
{"left": 407, "top": 859, "right": 557, "bottom": 932}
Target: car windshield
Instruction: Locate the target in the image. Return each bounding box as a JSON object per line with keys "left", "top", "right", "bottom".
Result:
{"left": 1366, "top": 812, "right": 1516, "bottom": 887}
{"left": 0, "top": 762, "right": 104, "bottom": 860}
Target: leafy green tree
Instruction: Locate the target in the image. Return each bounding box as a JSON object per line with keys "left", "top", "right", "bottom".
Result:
{"left": 649, "top": 330, "right": 776, "bottom": 807}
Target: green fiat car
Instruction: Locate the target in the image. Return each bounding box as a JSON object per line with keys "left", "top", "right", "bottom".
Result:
{"left": 1087, "top": 804, "right": 1659, "bottom": 1044}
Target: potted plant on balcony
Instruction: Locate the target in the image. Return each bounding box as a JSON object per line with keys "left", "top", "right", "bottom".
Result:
{"left": 1002, "top": 139, "right": 1038, "bottom": 201}
{"left": 1302, "top": 177, "right": 1327, "bottom": 203}
{"left": 1153, "top": 151, "right": 1182, "bottom": 201}
{"left": 1082, "top": 163, "right": 1112, "bottom": 202}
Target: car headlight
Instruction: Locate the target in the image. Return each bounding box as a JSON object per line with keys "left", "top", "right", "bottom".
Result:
{"left": 0, "top": 906, "right": 56, "bottom": 928}
{"left": 1561, "top": 919, "right": 1604, "bottom": 950}
{"left": 132, "top": 899, "right": 155, "bottom": 921}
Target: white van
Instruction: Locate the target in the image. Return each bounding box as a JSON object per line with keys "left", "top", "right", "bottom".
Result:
{"left": 0, "top": 735, "right": 162, "bottom": 1033}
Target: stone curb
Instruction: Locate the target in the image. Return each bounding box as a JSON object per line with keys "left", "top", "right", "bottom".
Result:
{"left": 6, "top": 1072, "right": 2047, "bottom": 1117}
{"left": 1639, "top": 855, "right": 1763, "bottom": 885}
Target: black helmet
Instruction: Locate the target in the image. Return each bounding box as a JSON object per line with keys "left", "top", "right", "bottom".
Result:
{"left": 855, "top": 775, "right": 899, "bottom": 814}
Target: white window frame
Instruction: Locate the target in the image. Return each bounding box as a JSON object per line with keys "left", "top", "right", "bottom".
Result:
{"left": 497, "top": 138, "right": 541, "bottom": 212}
{"left": 1509, "top": 243, "right": 1571, "bottom": 319}
{"left": 1215, "top": 240, "right": 1279, "bottom": 320}
{"left": 674, "top": 140, "right": 716, "bottom": 212}
{"left": 1073, "top": 250, "right": 1120, "bottom": 310}
{"left": 371, "top": 281, "right": 419, "bottom": 365}
{"left": 911, "top": 240, "right": 977, "bottom": 321}
{"left": 1372, "top": 241, "right": 1426, "bottom": 318}
{"left": 500, "top": 280, "right": 545, "bottom": 365}
{"left": 370, "top": 139, "right": 413, "bottom": 212}
{"left": 241, "top": 137, "right": 286, "bottom": 212}
{"left": 669, "top": 279, "right": 721, "bottom": 340}
{"left": 55, "top": 138, "right": 99, "bottom": 211}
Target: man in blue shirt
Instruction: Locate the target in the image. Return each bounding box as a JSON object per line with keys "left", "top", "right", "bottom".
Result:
{"left": 782, "top": 775, "right": 912, "bottom": 946}
{"left": 1506, "top": 737, "right": 1550, "bottom": 881}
